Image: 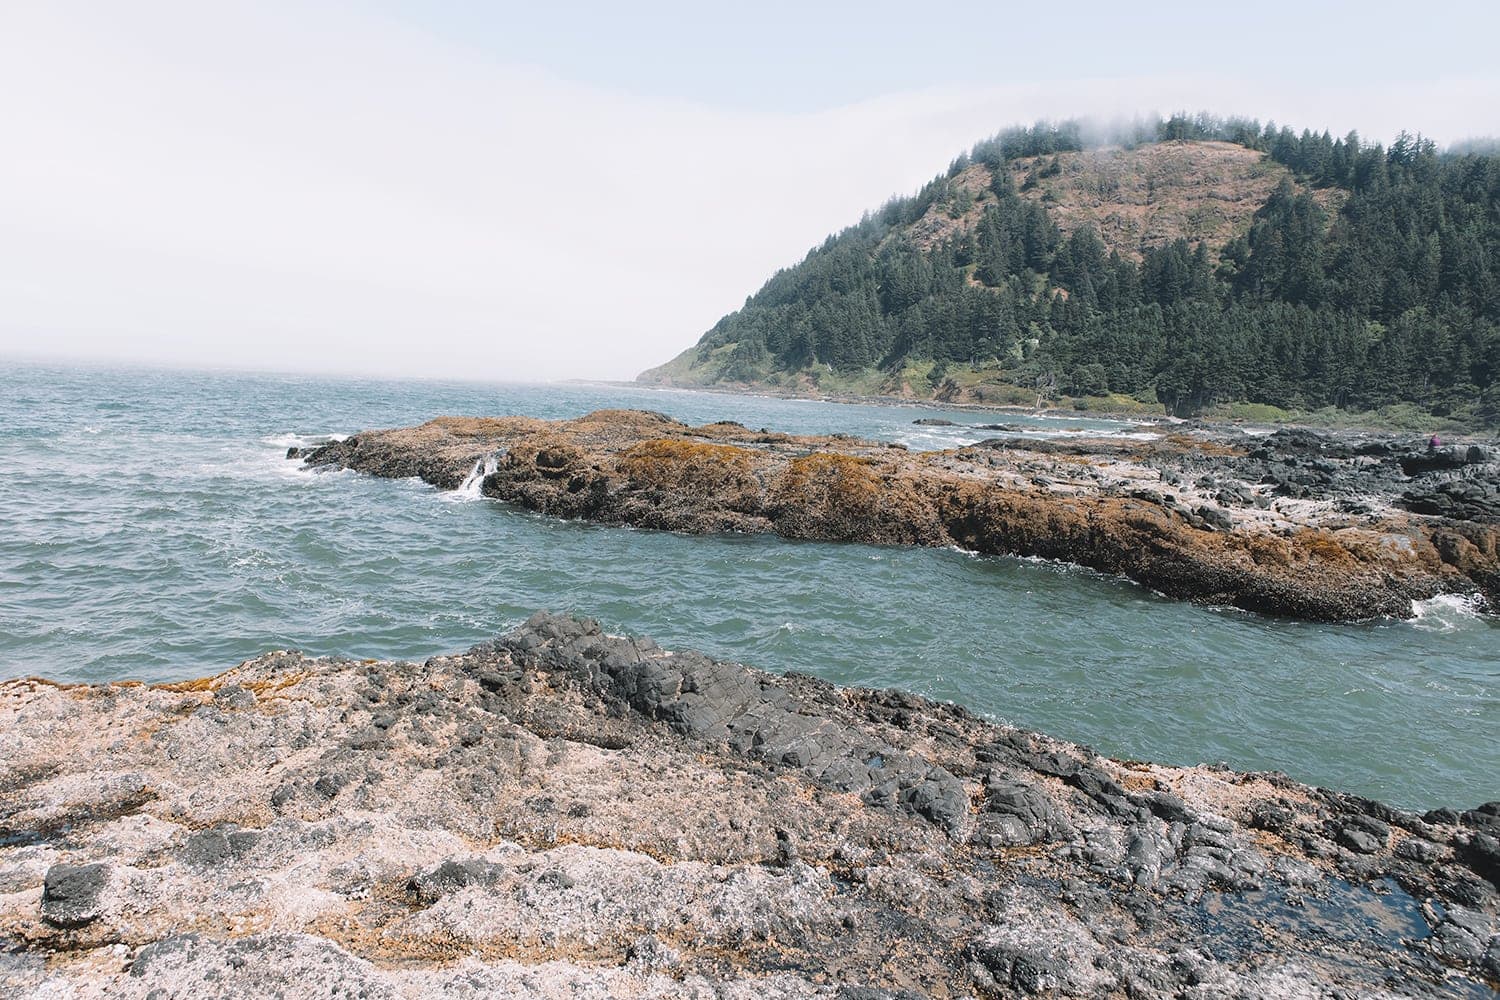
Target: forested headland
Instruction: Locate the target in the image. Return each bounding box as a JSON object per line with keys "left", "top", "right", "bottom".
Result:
{"left": 641, "top": 114, "right": 1500, "bottom": 428}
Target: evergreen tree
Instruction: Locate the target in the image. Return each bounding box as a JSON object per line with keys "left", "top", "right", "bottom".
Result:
{"left": 678, "top": 114, "right": 1500, "bottom": 424}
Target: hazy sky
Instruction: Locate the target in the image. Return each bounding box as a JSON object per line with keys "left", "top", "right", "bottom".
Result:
{"left": 3, "top": 1, "right": 1498, "bottom": 381}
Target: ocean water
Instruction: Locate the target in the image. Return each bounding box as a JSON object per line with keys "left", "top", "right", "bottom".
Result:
{"left": 1, "top": 361, "right": 1495, "bottom": 811}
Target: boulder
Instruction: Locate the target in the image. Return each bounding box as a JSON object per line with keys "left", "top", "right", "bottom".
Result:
{"left": 40, "top": 863, "right": 109, "bottom": 929}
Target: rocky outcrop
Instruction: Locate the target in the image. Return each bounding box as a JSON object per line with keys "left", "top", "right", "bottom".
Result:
{"left": 301, "top": 411, "right": 1500, "bottom": 622}
{"left": 2, "top": 613, "right": 1498, "bottom": 997}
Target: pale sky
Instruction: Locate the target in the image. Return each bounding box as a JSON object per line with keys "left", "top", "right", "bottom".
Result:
{"left": 2, "top": 1, "right": 1498, "bottom": 381}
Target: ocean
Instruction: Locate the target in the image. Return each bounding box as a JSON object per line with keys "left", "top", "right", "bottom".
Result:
{"left": 1, "top": 360, "right": 1494, "bottom": 810}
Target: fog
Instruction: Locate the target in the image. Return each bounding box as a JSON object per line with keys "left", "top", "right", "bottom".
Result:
{"left": 2, "top": 2, "right": 1497, "bottom": 381}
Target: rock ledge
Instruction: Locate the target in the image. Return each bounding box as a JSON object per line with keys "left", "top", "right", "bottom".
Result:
{"left": 3, "top": 614, "right": 1498, "bottom": 997}
{"left": 302, "top": 412, "right": 1500, "bottom": 622}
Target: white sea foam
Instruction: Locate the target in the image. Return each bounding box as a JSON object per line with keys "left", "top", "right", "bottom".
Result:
{"left": 207, "top": 452, "right": 342, "bottom": 485}
{"left": 1409, "top": 594, "right": 1488, "bottom": 632}
{"left": 893, "top": 430, "right": 973, "bottom": 451}
{"left": 894, "top": 424, "right": 1160, "bottom": 451}
{"left": 208, "top": 434, "right": 356, "bottom": 486}
{"left": 1035, "top": 427, "right": 1160, "bottom": 441}
{"left": 448, "top": 451, "right": 503, "bottom": 502}
{"left": 261, "top": 432, "right": 349, "bottom": 450}
{"left": 944, "top": 544, "right": 984, "bottom": 560}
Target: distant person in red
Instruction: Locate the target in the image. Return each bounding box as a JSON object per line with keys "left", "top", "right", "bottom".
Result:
{"left": 1429, "top": 434, "right": 1442, "bottom": 451}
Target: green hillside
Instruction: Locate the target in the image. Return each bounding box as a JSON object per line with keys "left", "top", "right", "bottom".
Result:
{"left": 642, "top": 114, "right": 1500, "bottom": 426}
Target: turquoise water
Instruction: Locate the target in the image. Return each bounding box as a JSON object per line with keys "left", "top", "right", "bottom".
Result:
{"left": 1, "top": 361, "right": 1495, "bottom": 811}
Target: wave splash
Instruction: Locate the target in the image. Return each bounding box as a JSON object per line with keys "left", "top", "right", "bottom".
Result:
{"left": 1409, "top": 593, "right": 1488, "bottom": 633}
{"left": 262, "top": 432, "right": 348, "bottom": 450}
{"left": 451, "top": 451, "right": 504, "bottom": 501}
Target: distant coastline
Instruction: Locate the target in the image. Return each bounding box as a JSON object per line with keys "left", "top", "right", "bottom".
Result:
{"left": 615, "top": 373, "right": 1490, "bottom": 436}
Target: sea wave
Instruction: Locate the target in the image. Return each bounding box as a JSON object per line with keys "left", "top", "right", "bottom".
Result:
{"left": 205, "top": 438, "right": 356, "bottom": 486}
{"left": 894, "top": 424, "right": 1159, "bottom": 451}
{"left": 1409, "top": 594, "right": 1488, "bottom": 632}
{"left": 261, "top": 432, "right": 349, "bottom": 450}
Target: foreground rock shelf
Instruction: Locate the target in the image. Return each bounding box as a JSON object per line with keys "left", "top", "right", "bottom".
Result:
{"left": 3, "top": 614, "right": 1498, "bottom": 997}
{"left": 298, "top": 409, "right": 1500, "bottom": 622}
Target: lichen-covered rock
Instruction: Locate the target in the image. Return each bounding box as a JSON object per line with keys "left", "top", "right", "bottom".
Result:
{"left": 303, "top": 411, "right": 1500, "bottom": 621}
{"left": 1, "top": 614, "right": 1496, "bottom": 997}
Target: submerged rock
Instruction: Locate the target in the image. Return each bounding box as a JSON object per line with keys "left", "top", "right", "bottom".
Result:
{"left": 1, "top": 613, "right": 1496, "bottom": 997}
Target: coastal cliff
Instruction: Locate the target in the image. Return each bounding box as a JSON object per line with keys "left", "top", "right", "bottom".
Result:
{"left": 298, "top": 409, "right": 1500, "bottom": 622}
{"left": 2, "top": 614, "right": 1498, "bottom": 997}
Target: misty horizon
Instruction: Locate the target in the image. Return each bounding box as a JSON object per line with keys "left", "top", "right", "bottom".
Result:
{"left": 4, "top": 1, "right": 1499, "bottom": 382}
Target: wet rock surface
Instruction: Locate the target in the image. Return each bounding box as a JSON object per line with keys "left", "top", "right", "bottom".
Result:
{"left": 301, "top": 411, "right": 1500, "bottom": 622}
{"left": 2, "top": 613, "right": 1498, "bottom": 997}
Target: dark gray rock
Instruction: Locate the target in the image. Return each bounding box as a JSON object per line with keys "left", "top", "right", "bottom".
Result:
{"left": 1192, "top": 505, "right": 1233, "bottom": 532}
{"left": 181, "top": 828, "right": 261, "bottom": 868}
{"left": 1215, "top": 484, "right": 1255, "bottom": 507}
{"left": 970, "top": 938, "right": 1069, "bottom": 995}
{"left": 1464, "top": 802, "right": 1500, "bottom": 831}
{"left": 624, "top": 934, "right": 681, "bottom": 975}
{"left": 1124, "top": 828, "right": 1164, "bottom": 885}
{"left": 1268, "top": 428, "right": 1342, "bottom": 456}
{"left": 1338, "top": 815, "right": 1390, "bottom": 854}
{"left": 40, "top": 863, "right": 109, "bottom": 928}
{"left": 405, "top": 858, "right": 505, "bottom": 905}
{"left": 836, "top": 988, "right": 922, "bottom": 1000}
{"left": 269, "top": 783, "right": 296, "bottom": 809}
{"left": 1459, "top": 832, "right": 1500, "bottom": 888}
{"left": 1402, "top": 480, "right": 1500, "bottom": 522}
{"left": 977, "top": 778, "right": 1073, "bottom": 847}
{"left": 213, "top": 685, "right": 256, "bottom": 710}
{"left": 900, "top": 772, "right": 970, "bottom": 831}
{"left": 312, "top": 774, "right": 346, "bottom": 799}
{"left": 1340, "top": 828, "right": 1382, "bottom": 854}
{"left": 966, "top": 902, "right": 1108, "bottom": 997}
{"left": 494, "top": 612, "right": 971, "bottom": 835}
{"left": 1399, "top": 445, "right": 1490, "bottom": 476}
{"left": 128, "top": 932, "right": 203, "bottom": 978}
{"left": 1431, "top": 914, "right": 1488, "bottom": 964}
{"left": 1141, "top": 790, "right": 1194, "bottom": 825}
{"left": 1246, "top": 800, "right": 1295, "bottom": 835}
{"left": 1396, "top": 837, "right": 1444, "bottom": 864}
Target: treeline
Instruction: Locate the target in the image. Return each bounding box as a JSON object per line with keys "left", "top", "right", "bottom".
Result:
{"left": 693, "top": 114, "right": 1500, "bottom": 423}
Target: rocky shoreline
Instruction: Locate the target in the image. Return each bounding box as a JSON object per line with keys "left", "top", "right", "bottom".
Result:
{"left": 297, "top": 409, "right": 1500, "bottom": 622}
{"left": 2, "top": 613, "right": 1497, "bottom": 997}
